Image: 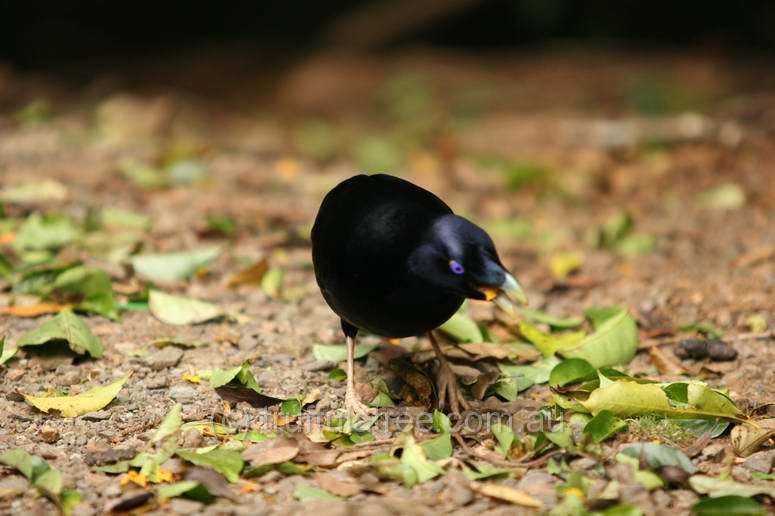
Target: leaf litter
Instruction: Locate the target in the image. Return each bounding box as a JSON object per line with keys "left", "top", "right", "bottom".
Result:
{"left": 0, "top": 51, "right": 774, "bottom": 516}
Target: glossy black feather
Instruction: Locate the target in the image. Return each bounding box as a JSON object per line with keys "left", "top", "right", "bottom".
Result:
{"left": 312, "top": 174, "right": 464, "bottom": 337}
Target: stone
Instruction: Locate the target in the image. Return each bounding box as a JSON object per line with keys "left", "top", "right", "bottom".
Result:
{"left": 168, "top": 498, "right": 204, "bottom": 514}
{"left": 39, "top": 425, "right": 59, "bottom": 443}
{"left": 144, "top": 347, "right": 183, "bottom": 370}
{"left": 169, "top": 385, "right": 197, "bottom": 402}
{"left": 82, "top": 410, "right": 111, "bottom": 421}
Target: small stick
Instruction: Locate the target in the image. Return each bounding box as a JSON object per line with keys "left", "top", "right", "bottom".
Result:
{"left": 640, "top": 331, "right": 774, "bottom": 350}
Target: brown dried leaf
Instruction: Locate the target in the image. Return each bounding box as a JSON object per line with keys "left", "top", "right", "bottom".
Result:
{"left": 227, "top": 259, "right": 269, "bottom": 288}
{"left": 468, "top": 482, "right": 543, "bottom": 508}
{"left": 648, "top": 346, "right": 685, "bottom": 375}
{"left": 731, "top": 419, "right": 775, "bottom": 457}
{"left": 314, "top": 471, "right": 362, "bottom": 497}
{"left": 243, "top": 437, "right": 299, "bottom": 466}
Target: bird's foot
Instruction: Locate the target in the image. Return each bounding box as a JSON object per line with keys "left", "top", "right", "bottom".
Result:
{"left": 345, "top": 390, "right": 377, "bottom": 419}
{"left": 435, "top": 361, "right": 470, "bottom": 415}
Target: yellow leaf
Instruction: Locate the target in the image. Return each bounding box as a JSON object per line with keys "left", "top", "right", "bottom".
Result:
{"left": 155, "top": 468, "right": 174, "bottom": 483}
{"left": 469, "top": 482, "right": 543, "bottom": 508}
{"left": 181, "top": 373, "right": 201, "bottom": 384}
{"left": 23, "top": 373, "right": 131, "bottom": 417}
{"left": 122, "top": 470, "right": 147, "bottom": 488}
{"left": 0, "top": 303, "right": 69, "bottom": 317}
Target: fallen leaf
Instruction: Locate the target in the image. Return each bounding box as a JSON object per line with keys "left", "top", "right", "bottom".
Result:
{"left": 175, "top": 447, "right": 244, "bottom": 483}
{"left": 243, "top": 437, "right": 299, "bottom": 466}
{"left": 227, "top": 259, "right": 268, "bottom": 288}
{"left": 561, "top": 309, "right": 638, "bottom": 367}
{"left": 157, "top": 480, "right": 213, "bottom": 503}
{"left": 0, "top": 338, "right": 17, "bottom": 365}
{"left": 584, "top": 410, "right": 627, "bottom": 443}
{"left": 13, "top": 213, "right": 80, "bottom": 251}
{"left": 690, "top": 495, "right": 765, "bottom": 516}
{"left": 649, "top": 346, "right": 686, "bottom": 375}
{"left": 697, "top": 183, "right": 746, "bottom": 210}
{"left": 549, "top": 252, "right": 583, "bottom": 280}
{"left": 312, "top": 343, "right": 377, "bottom": 362}
{"left": 293, "top": 482, "right": 340, "bottom": 501}
{"left": 149, "top": 290, "right": 223, "bottom": 325}
{"left": 620, "top": 443, "right": 697, "bottom": 473}
{"left": 438, "top": 311, "right": 483, "bottom": 343}
{"left": 0, "top": 303, "right": 68, "bottom": 317}
{"left": 731, "top": 419, "right": 775, "bottom": 457}
{"left": 689, "top": 475, "right": 775, "bottom": 498}
{"left": 23, "top": 373, "right": 131, "bottom": 417}
{"left": 16, "top": 309, "right": 103, "bottom": 358}
{"left": 132, "top": 246, "right": 221, "bottom": 283}
{"left": 152, "top": 404, "right": 182, "bottom": 443}
{"left": 0, "top": 179, "right": 68, "bottom": 204}
{"left": 468, "top": 482, "right": 542, "bottom": 508}
{"left": 261, "top": 267, "right": 283, "bottom": 298}
{"left": 314, "top": 471, "right": 362, "bottom": 497}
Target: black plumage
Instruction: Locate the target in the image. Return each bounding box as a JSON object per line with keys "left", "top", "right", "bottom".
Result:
{"left": 311, "top": 174, "right": 527, "bottom": 415}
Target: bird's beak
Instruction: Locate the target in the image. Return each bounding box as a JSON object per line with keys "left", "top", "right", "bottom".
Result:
{"left": 476, "top": 272, "right": 528, "bottom": 307}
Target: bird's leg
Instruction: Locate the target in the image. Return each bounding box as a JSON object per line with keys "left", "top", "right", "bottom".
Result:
{"left": 428, "top": 331, "right": 470, "bottom": 415}
{"left": 345, "top": 334, "right": 377, "bottom": 418}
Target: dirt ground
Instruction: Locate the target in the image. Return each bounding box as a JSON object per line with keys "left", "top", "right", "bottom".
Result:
{"left": 0, "top": 50, "right": 774, "bottom": 515}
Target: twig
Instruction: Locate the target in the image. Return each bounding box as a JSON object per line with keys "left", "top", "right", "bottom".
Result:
{"left": 451, "top": 433, "right": 562, "bottom": 469}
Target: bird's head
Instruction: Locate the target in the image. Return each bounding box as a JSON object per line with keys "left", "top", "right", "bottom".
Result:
{"left": 408, "top": 214, "right": 528, "bottom": 307}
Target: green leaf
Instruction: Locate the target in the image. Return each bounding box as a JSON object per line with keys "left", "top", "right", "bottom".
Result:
{"left": 328, "top": 368, "right": 346, "bottom": 381}
{"left": 51, "top": 266, "right": 118, "bottom": 319}
{"left": 421, "top": 433, "right": 453, "bottom": 461}
{"left": 210, "top": 361, "right": 261, "bottom": 393}
{"left": 549, "top": 358, "right": 597, "bottom": 388}
{"left": 14, "top": 213, "right": 80, "bottom": 251}
{"left": 679, "top": 322, "right": 724, "bottom": 339}
{"left": 158, "top": 481, "right": 213, "bottom": 503}
{"left": 620, "top": 443, "right": 697, "bottom": 473}
{"left": 132, "top": 246, "right": 221, "bottom": 283}
{"left": 432, "top": 410, "right": 452, "bottom": 434}
{"left": 148, "top": 290, "right": 223, "bottom": 325}
{"left": 439, "top": 311, "right": 483, "bottom": 342}
{"left": 517, "top": 308, "right": 583, "bottom": 329}
{"left": 491, "top": 423, "right": 515, "bottom": 457}
{"left": 499, "top": 356, "right": 560, "bottom": 385}
{"left": 519, "top": 321, "right": 585, "bottom": 357}
{"left": 17, "top": 309, "right": 103, "bottom": 358}
{"left": 312, "top": 343, "right": 377, "bottom": 362}
{"left": 400, "top": 435, "right": 444, "bottom": 486}
{"left": 583, "top": 381, "right": 748, "bottom": 422}
{"left": 584, "top": 306, "right": 624, "bottom": 329}
{"left": 152, "top": 404, "right": 183, "bottom": 443}
{"left": 687, "top": 384, "right": 744, "bottom": 420}
{"left": 0, "top": 448, "right": 34, "bottom": 479}
{"left": 175, "top": 448, "right": 244, "bottom": 483}
{"left": 691, "top": 496, "right": 765, "bottom": 516}
{"left": 260, "top": 267, "right": 284, "bottom": 298}
{"left": 101, "top": 208, "right": 150, "bottom": 229}
{"left": 560, "top": 310, "right": 638, "bottom": 368}
{"left": 584, "top": 410, "right": 627, "bottom": 443}
{"left": 293, "top": 482, "right": 340, "bottom": 501}
{"left": 370, "top": 391, "right": 395, "bottom": 407}
{"left": 689, "top": 475, "right": 775, "bottom": 499}
{"left": 281, "top": 398, "right": 302, "bottom": 416}
{"left": 0, "top": 338, "right": 17, "bottom": 365}
{"left": 23, "top": 373, "right": 131, "bottom": 417}
{"left": 0, "top": 179, "right": 67, "bottom": 204}
{"left": 697, "top": 183, "right": 746, "bottom": 210}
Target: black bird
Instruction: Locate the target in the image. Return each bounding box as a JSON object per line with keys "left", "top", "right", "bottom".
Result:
{"left": 311, "top": 174, "right": 527, "bottom": 415}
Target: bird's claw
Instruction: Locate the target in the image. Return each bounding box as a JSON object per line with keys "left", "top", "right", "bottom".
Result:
{"left": 435, "top": 362, "right": 470, "bottom": 415}
{"left": 345, "top": 391, "right": 377, "bottom": 419}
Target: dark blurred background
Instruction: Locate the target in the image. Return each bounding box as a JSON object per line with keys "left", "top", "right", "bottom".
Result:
{"left": 2, "top": 0, "right": 774, "bottom": 74}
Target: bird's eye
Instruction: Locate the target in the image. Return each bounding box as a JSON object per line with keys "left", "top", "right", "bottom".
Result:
{"left": 449, "top": 260, "right": 465, "bottom": 275}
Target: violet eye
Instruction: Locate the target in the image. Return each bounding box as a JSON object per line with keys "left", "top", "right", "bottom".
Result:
{"left": 449, "top": 260, "right": 465, "bottom": 275}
